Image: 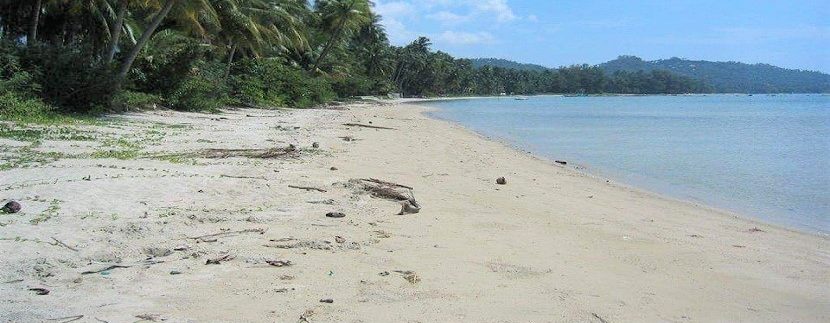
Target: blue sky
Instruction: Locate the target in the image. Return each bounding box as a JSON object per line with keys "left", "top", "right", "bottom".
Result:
{"left": 374, "top": 0, "right": 830, "bottom": 73}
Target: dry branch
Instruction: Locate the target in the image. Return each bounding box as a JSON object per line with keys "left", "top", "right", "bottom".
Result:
{"left": 50, "top": 237, "right": 79, "bottom": 252}
{"left": 288, "top": 185, "right": 327, "bottom": 193}
{"left": 153, "top": 145, "right": 299, "bottom": 160}
{"left": 343, "top": 123, "right": 396, "bottom": 130}
{"left": 360, "top": 178, "right": 413, "bottom": 190}
{"left": 187, "top": 228, "right": 265, "bottom": 242}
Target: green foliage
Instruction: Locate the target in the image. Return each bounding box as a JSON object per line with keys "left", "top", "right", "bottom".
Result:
{"left": 110, "top": 91, "right": 163, "bottom": 112}
{"left": 19, "top": 44, "right": 115, "bottom": 112}
{"left": 168, "top": 62, "right": 229, "bottom": 112}
{"left": 0, "top": 92, "right": 55, "bottom": 122}
{"left": 600, "top": 55, "right": 830, "bottom": 93}
{"left": 229, "top": 59, "right": 335, "bottom": 108}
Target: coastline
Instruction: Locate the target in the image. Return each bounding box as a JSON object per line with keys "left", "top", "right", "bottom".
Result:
{"left": 0, "top": 101, "right": 827, "bottom": 322}
{"left": 413, "top": 98, "right": 828, "bottom": 237}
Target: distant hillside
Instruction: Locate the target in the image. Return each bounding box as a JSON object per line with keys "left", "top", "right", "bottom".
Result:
{"left": 599, "top": 56, "right": 830, "bottom": 93}
{"left": 470, "top": 58, "right": 549, "bottom": 72}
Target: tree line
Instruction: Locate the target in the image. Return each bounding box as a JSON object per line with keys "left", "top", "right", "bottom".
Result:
{"left": 0, "top": 0, "right": 710, "bottom": 117}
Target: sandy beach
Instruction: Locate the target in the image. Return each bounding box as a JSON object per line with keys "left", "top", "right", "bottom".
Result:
{"left": 1, "top": 100, "right": 827, "bottom": 322}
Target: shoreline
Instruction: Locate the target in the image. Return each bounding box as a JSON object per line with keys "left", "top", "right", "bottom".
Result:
{"left": 410, "top": 99, "right": 828, "bottom": 238}
{"left": 1, "top": 101, "right": 827, "bottom": 322}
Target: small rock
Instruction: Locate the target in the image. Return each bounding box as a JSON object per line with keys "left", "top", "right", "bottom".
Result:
{"left": 398, "top": 199, "right": 421, "bottom": 215}
{"left": 143, "top": 247, "right": 172, "bottom": 258}
{"left": 555, "top": 160, "right": 567, "bottom": 165}
{"left": 334, "top": 236, "right": 346, "bottom": 243}
{"left": 496, "top": 177, "right": 507, "bottom": 185}
{"left": 29, "top": 288, "right": 49, "bottom": 295}
{"left": 325, "top": 212, "right": 346, "bottom": 218}
{"left": 169, "top": 270, "right": 182, "bottom": 275}
{"left": 2, "top": 201, "right": 21, "bottom": 214}
{"left": 330, "top": 167, "right": 338, "bottom": 171}
{"left": 173, "top": 245, "right": 190, "bottom": 251}
{"left": 312, "top": 142, "right": 320, "bottom": 148}
{"left": 319, "top": 299, "right": 334, "bottom": 304}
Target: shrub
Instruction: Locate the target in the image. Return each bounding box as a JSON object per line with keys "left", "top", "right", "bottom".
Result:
{"left": 110, "top": 91, "right": 162, "bottom": 111}
{"left": 0, "top": 92, "right": 55, "bottom": 121}
{"left": 18, "top": 44, "right": 115, "bottom": 112}
{"left": 166, "top": 62, "right": 228, "bottom": 112}
{"left": 229, "top": 59, "right": 335, "bottom": 108}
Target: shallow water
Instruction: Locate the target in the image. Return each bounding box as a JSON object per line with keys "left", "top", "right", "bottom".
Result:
{"left": 424, "top": 94, "right": 830, "bottom": 233}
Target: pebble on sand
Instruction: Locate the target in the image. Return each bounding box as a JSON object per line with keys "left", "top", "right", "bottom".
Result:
{"left": 496, "top": 177, "right": 507, "bottom": 185}
{"left": 2, "top": 201, "right": 21, "bottom": 214}
{"left": 326, "top": 212, "right": 346, "bottom": 218}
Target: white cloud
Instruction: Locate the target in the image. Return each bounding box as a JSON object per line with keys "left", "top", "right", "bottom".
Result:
{"left": 435, "top": 31, "right": 496, "bottom": 45}
{"left": 473, "top": 0, "right": 516, "bottom": 22}
{"left": 427, "top": 11, "right": 470, "bottom": 25}
{"left": 528, "top": 14, "right": 538, "bottom": 22}
{"left": 375, "top": 1, "right": 415, "bottom": 17}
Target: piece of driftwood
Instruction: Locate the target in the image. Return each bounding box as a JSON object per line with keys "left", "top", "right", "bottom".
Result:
{"left": 206, "top": 254, "right": 234, "bottom": 265}
{"left": 592, "top": 313, "right": 610, "bottom": 323}
{"left": 359, "top": 178, "right": 413, "bottom": 190}
{"left": 220, "top": 175, "right": 267, "bottom": 180}
{"left": 47, "top": 315, "right": 84, "bottom": 322}
{"left": 288, "top": 185, "right": 327, "bottom": 193}
{"left": 50, "top": 237, "right": 79, "bottom": 252}
{"left": 343, "top": 123, "right": 396, "bottom": 130}
{"left": 154, "top": 145, "right": 298, "bottom": 160}
{"left": 187, "top": 228, "right": 266, "bottom": 242}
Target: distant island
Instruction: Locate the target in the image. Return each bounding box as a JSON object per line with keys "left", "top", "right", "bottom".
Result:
{"left": 470, "top": 56, "right": 830, "bottom": 94}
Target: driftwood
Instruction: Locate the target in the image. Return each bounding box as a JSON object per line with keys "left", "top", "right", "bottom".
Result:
{"left": 220, "top": 175, "right": 267, "bottom": 180}
{"left": 592, "top": 313, "right": 610, "bottom": 323}
{"left": 47, "top": 315, "right": 84, "bottom": 322}
{"left": 81, "top": 260, "right": 164, "bottom": 275}
{"left": 359, "top": 178, "right": 413, "bottom": 190}
{"left": 188, "top": 228, "right": 265, "bottom": 242}
{"left": 350, "top": 178, "right": 421, "bottom": 214}
{"left": 288, "top": 185, "right": 327, "bottom": 193}
{"left": 343, "top": 123, "right": 396, "bottom": 130}
{"left": 206, "top": 254, "right": 234, "bottom": 265}
{"left": 50, "top": 237, "right": 79, "bottom": 252}
{"left": 154, "top": 145, "right": 299, "bottom": 160}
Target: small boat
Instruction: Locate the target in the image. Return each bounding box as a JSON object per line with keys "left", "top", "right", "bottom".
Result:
{"left": 514, "top": 97, "right": 529, "bottom": 101}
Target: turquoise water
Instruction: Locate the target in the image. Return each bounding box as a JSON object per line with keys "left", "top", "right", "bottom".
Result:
{"left": 424, "top": 94, "right": 830, "bottom": 234}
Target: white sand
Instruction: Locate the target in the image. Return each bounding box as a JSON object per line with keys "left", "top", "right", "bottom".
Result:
{"left": 0, "top": 101, "right": 827, "bottom": 322}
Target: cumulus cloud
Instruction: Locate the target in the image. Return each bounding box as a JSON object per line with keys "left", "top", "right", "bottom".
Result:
{"left": 473, "top": 0, "right": 516, "bottom": 22}
{"left": 435, "top": 31, "right": 496, "bottom": 45}
{"left": 427, "top": 11, "right": 470, "bottom": 25}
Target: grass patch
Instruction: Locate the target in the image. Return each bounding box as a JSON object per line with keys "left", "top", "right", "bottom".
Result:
{"left": 30, "top": 199, "right": 61, "bottom": 225}
{"left": 90, "top": 149, "right": 140, "bottom": 160}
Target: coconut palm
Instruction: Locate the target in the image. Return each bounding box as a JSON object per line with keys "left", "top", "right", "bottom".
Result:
{"left": 310, "top": 0, "right": 370, "bottom": 72}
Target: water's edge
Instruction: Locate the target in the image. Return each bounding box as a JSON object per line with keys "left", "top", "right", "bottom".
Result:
{"left": 409, "top": 98, "right": 828, "bottom": 238}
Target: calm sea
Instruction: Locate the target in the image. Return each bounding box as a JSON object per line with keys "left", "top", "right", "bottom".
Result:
{"left": 424, "top": 94, "right": 830, "bottom": 234}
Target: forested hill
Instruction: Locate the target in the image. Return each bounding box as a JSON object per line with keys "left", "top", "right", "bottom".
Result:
{"left": 470, "top": 58, "right": 549, "bottom": 72}
{"left": 599, "top": 56, "right": 830, "bottom": 93}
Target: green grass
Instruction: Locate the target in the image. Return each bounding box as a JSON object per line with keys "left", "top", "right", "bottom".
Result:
{"left": 30, "top": 199, "right": 61, "bottom": 225}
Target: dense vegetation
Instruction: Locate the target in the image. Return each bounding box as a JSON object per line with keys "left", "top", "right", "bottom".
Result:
{"left": 1, "top": 1, "right": 812, "bottom": 119}
{"left": 600, "top": 55, "right": 830, "bottom": 93}
{"left": 470, "top": 58, "right": 548, "bottom": 72}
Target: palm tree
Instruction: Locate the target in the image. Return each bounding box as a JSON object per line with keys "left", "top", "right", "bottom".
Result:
{"left": 114, "top": 0, "right": 216, "bottom": 89}
{"left": 28, "top": 0, "right": 42, "bottom": 44}
{"left": 103, "top": 0, "right": 128, "bottom": 64}
{"left": 310, "top": 0, "right": 370, "bottom": 72}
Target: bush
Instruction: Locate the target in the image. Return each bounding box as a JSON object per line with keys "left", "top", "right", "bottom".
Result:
{"left": 229, "top": 59, "right": 335, "bottom": 108}
{"left": 18, "top": 44, "right": 115, "bottom": 112}
{"left": 167, "top": 62, "right": 228, "bottom": 112}
{"left": 0, "top": 92, "right": 57, "bottom": 122}
{"left": 110, "top": 91, "right": 162, "bottom": 112}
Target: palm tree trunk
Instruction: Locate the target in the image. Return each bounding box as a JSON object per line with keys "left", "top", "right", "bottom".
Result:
{"left": 104, "top": 0, "right": 129, "bottom": 64}
{"left": 224, "top": 42, "right": 237, "bottom": 80}
{"left": 28, "top": 0, "right": 42, "bottom": 45}
{"left": 115, "top": 0, "right": 177, "bottom": 90}
{"left": 311, "top": 20, "right": 346, "bottom": 72}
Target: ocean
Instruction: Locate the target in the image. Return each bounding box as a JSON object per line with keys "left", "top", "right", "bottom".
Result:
{"left": 423, "top": 94, "right": 830, "bottom": 234}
